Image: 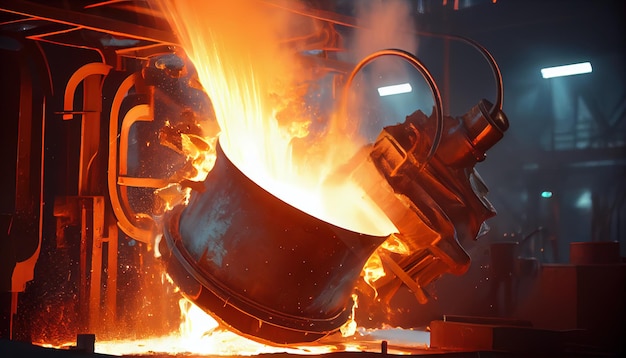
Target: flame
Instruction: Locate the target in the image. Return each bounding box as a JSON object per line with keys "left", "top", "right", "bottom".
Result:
{"left": 34, "top": 274, "right": 429, "bottom": 355}
{"left": 95, "top": 296, "right": 339, "bottom": 356}
{"left": 92, "top": 295, "right": 428, "bottom": 355}
{"left": 155, "top": 0, "right": 397, "bottom": 237}
{"left": 380, "top": 234, "right": 411, "bottom": 254}
{"left": 180, "top": 133, "right": 217, "bottom": 181}
{"left": 90, "top": 1, "right": 432, "bottom": 355}
{"left": 362, "top": 234, "right": 412, "bottom": 294}
{"left": 362, "top": 251, "right": 385, "bottom": 294}
{"left": 32, "top": 2, "right": 440, "bottom": 354}
{"left": 340, "top": 294, "right": 359, "bottom": 337}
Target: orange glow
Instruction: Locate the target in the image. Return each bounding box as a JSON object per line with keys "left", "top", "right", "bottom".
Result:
{"left": 34, "top": 291, "right": 429, "bottom": 355}
{"left": 92, "top": 296, "right": 428, "bottom": 355}
{"left": 155, "top": 0, "right": 397, "bottom": 237}
{"left": 381, "top": 233, "right": 411, "bottom": 254}
{"left": 95, "top": 297, "right": 339, "bottom": 356}
{"left": 83, "top": 1, "right": 436, "bottom": 354}
{"left": 362, "top": 251, "right": 386, "bottom": 294}
{"left": 154, "top": 183, "right": 188, "bottom": 212}
{"left": 340, "top": 294, "right": 359, "bottom": 337}
{"left": 180, "top": 133, "right": 217, "bottom": 181}
{"left": 362, "top": 234, "right": 411, "bottom": 294}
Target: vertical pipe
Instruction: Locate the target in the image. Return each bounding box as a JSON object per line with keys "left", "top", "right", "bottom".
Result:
{"left": 88, "top": 197, "right": 104, "bottom": 332}
{"left": 78, "top": 75, "right": 102, "bottom": 196}
{"left": 80, "top": 202, "right": 88, "bottom": 331}
{"left": 105, "top": 222, "right": 117, "bottom": 327}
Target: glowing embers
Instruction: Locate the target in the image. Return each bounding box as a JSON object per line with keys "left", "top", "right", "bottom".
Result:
{"left": 93, "top": 295, "right": 429, "bottom": 355}
{"left": 159, "top": 142, "right": 389, "bottom": 345}
{"left": 95, "top": 296, "right": 337, "bottom": 356}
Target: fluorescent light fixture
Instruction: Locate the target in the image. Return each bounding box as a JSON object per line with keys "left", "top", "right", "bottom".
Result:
{"left": 541, "top": 62, "right": 592, "bottom": 79}
{"left": 377, "top": 83, "right": 412, "bottom": 96}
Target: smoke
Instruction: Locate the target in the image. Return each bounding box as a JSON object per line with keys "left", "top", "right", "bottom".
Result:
{"left": 152, "top": 0, "right": 400, "bottom": 235}
{"left": 351, "top": 0, "right": 418, "bottom": 61}
{"left": 337, "top": 0, "right": 420, "bottom": 142}
{"left": 154, "top": 0, "right": 419, "bottom": 165}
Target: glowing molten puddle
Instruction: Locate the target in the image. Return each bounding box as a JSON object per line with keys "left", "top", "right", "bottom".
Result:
{"left": 94, "top": 299, "right": 335, "bottom": 356}
{"left": 91, "top": 298, "right": 428, "bottom": 356}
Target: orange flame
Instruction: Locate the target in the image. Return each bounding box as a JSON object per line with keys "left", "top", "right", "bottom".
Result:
{"left": 95, "top": 296, "right": 339, "bottom": 356}
{"left": 155, "top": 0, "right": 397, "bottom": 237}
{"left": 362, "top": 251, "right": 385, "bottom": 294}
{"left": 362, "top": 234, "right": 411, "bottom": 296}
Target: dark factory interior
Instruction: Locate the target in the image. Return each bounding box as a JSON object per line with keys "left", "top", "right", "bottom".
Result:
{"left": 0, "top": 0, "right": 624, "bottom": 357}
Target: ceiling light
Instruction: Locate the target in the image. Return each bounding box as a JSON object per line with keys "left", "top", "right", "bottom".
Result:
{"left": 377, "top": 83, "right": 412, "bottom": 96}
{"left": 541, "top": 62, "right": 592, "bottom": 79}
